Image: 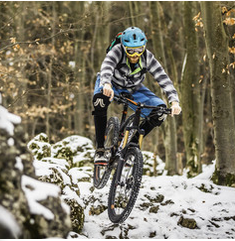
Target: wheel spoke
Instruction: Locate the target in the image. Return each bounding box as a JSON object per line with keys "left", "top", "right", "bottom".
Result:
{"left": 108, "top": 144, "right": 143, "bottom": 223}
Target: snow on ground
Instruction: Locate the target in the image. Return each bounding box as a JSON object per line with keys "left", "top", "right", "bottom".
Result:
{"left": 28, "top": 133, "right": 235, "bottom": 239}
{"left": 68, "top": 160, "right": 235, "bottom": 239}
{"left": 1, "top": 101, "right": 234, "bottom": 239}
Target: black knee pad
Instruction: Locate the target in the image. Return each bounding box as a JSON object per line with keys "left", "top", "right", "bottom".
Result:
{"left": 148, "top": 105, "right": 167, "bottom": 127}
{"left": 93, "top": 93, "right": 110, "bottom": 110}
{"left": 92, "top": 93, "right": 111, "bottom": 116}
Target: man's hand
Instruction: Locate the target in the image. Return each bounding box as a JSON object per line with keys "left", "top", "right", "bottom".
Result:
{"left": 171, "top": 102, "right": 182, "bottom": 116}
{"left": 103, "top": 83, "right": 114, "bottom": 101}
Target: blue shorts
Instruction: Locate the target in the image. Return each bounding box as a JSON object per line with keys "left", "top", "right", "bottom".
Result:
{"left": 94, "top": 74, "right": 166, "bottom": 117}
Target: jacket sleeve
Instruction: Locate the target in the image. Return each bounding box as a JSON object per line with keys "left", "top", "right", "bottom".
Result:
{"left": 100, "top": 44, "right": 123, "bottom": 86}
{"left": 146, "top": 50, "right": 180, "bottom": 103}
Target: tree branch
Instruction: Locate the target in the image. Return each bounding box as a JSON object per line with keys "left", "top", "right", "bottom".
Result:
{"left": 0, "top": 27, "right": 90, "bottom": 52}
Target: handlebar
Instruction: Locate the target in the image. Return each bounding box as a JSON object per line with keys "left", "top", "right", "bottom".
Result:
{"left": 113, "top": 94, "right": 172, "bottom": 115}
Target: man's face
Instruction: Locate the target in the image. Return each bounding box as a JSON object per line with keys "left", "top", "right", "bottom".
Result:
{"left": 128, "top": 54, "right": 140, "bottom": 64}
{"left": 125, "top": 46, "right": 145, "bottom": 64}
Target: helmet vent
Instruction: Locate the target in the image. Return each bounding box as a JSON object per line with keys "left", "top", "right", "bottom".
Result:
{"left": 133, "top": 34, "right": 136, "bottom": 40}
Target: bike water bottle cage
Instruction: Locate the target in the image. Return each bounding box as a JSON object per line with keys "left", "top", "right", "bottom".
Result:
{"left": 125, "top": 46, "right": 145, "bottom": 57}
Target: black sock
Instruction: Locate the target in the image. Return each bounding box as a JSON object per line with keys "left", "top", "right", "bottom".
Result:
{"left": 94, "top": 114, "right": 107, "bottom": 149}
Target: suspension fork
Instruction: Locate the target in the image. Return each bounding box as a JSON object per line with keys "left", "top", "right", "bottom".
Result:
{"left": 116, "top": 103, "right": 128, "bottom": 146}
{"left": 115, "top": 107, "right": 146, "bottom": 186}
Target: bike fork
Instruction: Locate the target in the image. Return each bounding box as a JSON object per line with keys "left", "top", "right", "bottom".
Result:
{"left": 138, "top": 133, "right": 144, "bottom": 149}
{"left": 122, "top": 128, "right": 144, "bottom": 149}
{"left": 114, "top": 151, "right": 126, "bottom": 187}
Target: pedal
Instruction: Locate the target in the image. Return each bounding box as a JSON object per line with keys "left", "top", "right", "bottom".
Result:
{"left": 94, "top": 161, "right": 108, "bottom": 166}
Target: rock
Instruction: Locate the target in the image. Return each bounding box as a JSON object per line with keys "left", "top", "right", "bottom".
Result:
{"left": 119, "top": 223, "right": 136, "bottom": 239}
{"left": 51, "top": 135, "right": 94, "bottom": 167}
{"left": 144, "top": 194, "right": 165, "bottom": 203}
{"left": 101, "top": 224, "right": 119, "bottom": 236}
{"left": 27, "top": 133, "right": 51, "bottom": 161}
{"left": 139, "top": 202, "right": 153, "bottom": 211}
{"left": 161, "top": 199, "right": 175, "bottom": 206}
{"left": 0, "top": 105, "right": 71, "bottom": 238}
{"left": 149, "top": 231, "right": 157, "bottom": 238}
{"left": 149, "top": 205, "right": 160, "bottom": 213}
{"left": 105, "top": 235, "right": 118, "bottom": 239}
{"left": 64, "top": 198, "right": 84, "bottom": 233}
{"left": 29, "top": 135, "right": 87, "bottom": 235}
{"left": 177, "top": 215, "right": 198, "bottom": 229}
{"left": 89, "top": 204, "right": 107, "bottom": 215}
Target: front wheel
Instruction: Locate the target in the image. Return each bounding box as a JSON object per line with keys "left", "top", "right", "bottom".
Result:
{"left": 108, "top": 147, "right": 143, "bottom": 223}
{"left": 93, "top": 117, "right": 120, "bottom": 189}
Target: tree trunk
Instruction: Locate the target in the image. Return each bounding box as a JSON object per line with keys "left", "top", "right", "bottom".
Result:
{"left": 223, "top": 2, "right": 235, "bottom": 124}
{"left": 156, "top": 2, "right": 178, "bottom": 175}
{"left": 74, "top": 2, "right": 85, "bottom": 135}
{"left": 17, "top": 2, "right": 28, "bottom": 134}
{"left": 181, "top": 1, "right": 201, "bottom": 177}
{"left": 129, "top": 2, "right": 135, "bottom": 26}
{"left": 46, "top": 2, "right": 56, "bottom": 139}
{"left": 164, "top": 115, "right": 178, "bottom": 175}
{"left": 201, "top": 1, "right": 235, "bottom": 186}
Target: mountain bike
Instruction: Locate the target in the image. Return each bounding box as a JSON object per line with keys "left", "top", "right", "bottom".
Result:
{"left": 93, "top": 92, "right": 172, "bottom": 223}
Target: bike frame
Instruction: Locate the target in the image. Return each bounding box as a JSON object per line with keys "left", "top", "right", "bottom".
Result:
{"left": 114, "top": 93, "right": 171, "bottom": 150}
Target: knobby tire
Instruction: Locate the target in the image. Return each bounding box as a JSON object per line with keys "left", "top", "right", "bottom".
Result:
{"left": 108, "top": 147, "right": 143, "bottom": 223}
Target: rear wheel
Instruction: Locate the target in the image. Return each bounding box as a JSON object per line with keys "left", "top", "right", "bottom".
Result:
{"left": 93, "top": 117, "right": 120, "bottom": 189}
{"left": 108, "top": 147, "right": 143, "bottom": 223}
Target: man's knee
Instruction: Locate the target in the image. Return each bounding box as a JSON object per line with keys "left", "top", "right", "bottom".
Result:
{"left": 148, "top": 107, "right": 167, "bottom": 127}
{"left": 92, "top": 93, "right": 110, "bottom": 116}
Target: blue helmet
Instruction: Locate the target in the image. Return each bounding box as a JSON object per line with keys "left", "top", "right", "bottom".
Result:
{"left": 121, "top": 27, "right": 147, "bottom": 48}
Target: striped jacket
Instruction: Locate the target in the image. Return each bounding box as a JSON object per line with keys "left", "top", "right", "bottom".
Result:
{"left": 100, "top": 43, "right": 179, "bottom": 103}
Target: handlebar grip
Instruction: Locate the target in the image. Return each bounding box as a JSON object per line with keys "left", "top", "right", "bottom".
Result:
{"left": 165, "top": 108, "right": 172, "bottom": 115}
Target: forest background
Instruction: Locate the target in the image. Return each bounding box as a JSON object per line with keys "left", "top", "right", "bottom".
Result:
{"left": 1, "top": 1, "right": 235, "bottom": 185}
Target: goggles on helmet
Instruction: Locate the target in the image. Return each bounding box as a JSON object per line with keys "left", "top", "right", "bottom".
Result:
{"left": 125, "top": 46, "right": 145, "bottom": 57}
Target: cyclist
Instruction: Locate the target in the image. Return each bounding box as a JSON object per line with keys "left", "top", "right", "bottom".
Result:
{"left": 92, "top": 26, "right": 181, "bottom": 165}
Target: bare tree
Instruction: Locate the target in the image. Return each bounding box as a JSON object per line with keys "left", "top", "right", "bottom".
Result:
{"left": 181, "top": 1, "right": 202, "bottom": 177}
{"left": 201, "top": 1, "right": 235, "bottom": 186}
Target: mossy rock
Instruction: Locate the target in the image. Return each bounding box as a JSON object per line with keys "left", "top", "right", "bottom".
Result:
{"left": 149, "top": 205, "right": 159, "bottom": 213}
{"left": 51, "top": 136, "right": 94, "bottom": 168}
{"left": 211, "top": 168, "right": 235, "bottom": 187}
{"left": 64, "top": 198, "right": 84, "bottom": 233}
{"left": 54, "top": 147, "right": 75, "bottom": 164}
{"left": 89, "top": 204, "right": 107, "bottom": 215}
{"left": 144, "top": 194, "right": 164, "bottom": 203}
{"left": 177, "top": 216, "right": 198, "bottom": 229}
{"left": 196, "top": 183, "right": 214, "bottom": 193}
{"left": 139, "top": 202, "right": 153, "bottom": 211}
{"left": 27, "top": 133, "right": 51, "bottom": 160}
{"left": 33, "top": 133, "right": 49, "bottom": 143}
{"left": 149, "top": 231, "right": 157, "bottom": 238}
